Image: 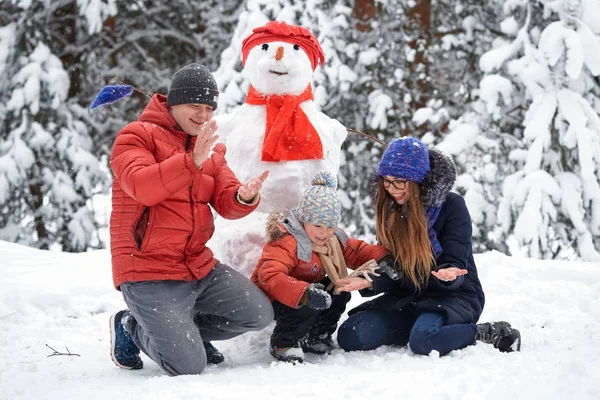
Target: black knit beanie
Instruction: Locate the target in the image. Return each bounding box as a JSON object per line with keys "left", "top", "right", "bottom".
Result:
{"left": 167, "top": 63, "right": 219, "bottom": 109}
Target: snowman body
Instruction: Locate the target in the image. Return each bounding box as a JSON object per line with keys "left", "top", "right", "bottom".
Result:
{"left": 220, "top": 100, "right": 346, "bottom": 211}
{"left": 210, "top": 36, "right": 346, "bottom": 276}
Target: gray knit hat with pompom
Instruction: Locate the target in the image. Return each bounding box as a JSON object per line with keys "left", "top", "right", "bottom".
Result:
{"left": 296, "top": 171, "right": 341, "bottom": 228}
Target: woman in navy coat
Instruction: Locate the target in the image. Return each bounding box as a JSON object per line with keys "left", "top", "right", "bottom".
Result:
{"left": 336, "top": 137, "right": 521, "bottom": 355}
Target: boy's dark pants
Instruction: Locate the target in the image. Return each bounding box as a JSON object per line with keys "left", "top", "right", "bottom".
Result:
{"left": 271, "top": 279, "right": 351, "bottom": 348}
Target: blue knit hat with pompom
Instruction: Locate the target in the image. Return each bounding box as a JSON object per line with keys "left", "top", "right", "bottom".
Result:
{"left": 296, "top": 171, "right": 341, "bottom": 228}
{"left": 377, "top": 137, "right": 430, "bottom": 183}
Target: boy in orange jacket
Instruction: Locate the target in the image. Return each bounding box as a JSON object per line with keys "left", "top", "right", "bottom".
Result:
{"left": 251, "top": 171, "right": 392, "bottom": 363}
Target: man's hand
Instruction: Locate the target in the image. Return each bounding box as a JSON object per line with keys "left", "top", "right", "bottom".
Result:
{"left": 192, "top": 119, "right": 219, "bottom": 168}
{"left": 238, "top": 170, "right": 269, "bottom": 203}
{"left": 431, "top": 267, "right": 468, "bottom": 282}
{"left": 335, "top": 277, "right": 373, "bottom": 293}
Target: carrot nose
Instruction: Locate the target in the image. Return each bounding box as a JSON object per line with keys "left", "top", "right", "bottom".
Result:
{"left": 275, "top": 46, "right": 284, "bottom": 60}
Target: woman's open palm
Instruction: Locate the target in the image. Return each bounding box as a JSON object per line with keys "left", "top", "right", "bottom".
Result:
{"left": 431, "top": 267, "right": 468, "bottom": 282}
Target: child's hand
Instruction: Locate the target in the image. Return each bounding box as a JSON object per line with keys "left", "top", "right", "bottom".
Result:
{"left": 303, "top": 284, "right": 331, "bottom": 310}
{"left": 431, "top": 267, "right": 468, "bottom": 282}
{"left": 348, "top": 260, "right": 380, "bottom": 282}
{"left": 335, "top": 277, "right": 372, "bottom": 293}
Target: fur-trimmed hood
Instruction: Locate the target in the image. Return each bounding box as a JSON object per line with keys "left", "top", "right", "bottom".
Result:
{"left": 265, "top": 209, "right": 315, "bottom": 262}
{"left": 266, "top": 209, "right": 292, "bottom": 242}
{"left": 421, "top": 148, "right": 456, "bottom": 208}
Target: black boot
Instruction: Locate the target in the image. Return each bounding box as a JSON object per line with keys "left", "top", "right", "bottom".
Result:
{"left": 301, "top": 333, "right": 335, "bottom": 355}
{"left": 476, "top": 321, "right": 521, "bottom": 353}
{"left": 269, "top": 342, "right": 304, "bottom": 364}
{"left": 203, "top": 341, "right": 225, "bottom": 364}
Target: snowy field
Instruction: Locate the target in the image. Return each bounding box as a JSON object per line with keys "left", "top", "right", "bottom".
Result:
{"left": 1, "top": 240, "right": 599, "bottom": 400}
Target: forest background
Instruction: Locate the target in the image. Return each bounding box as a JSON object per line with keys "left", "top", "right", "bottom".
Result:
{"left": 1, "top": 0, "right": 599, "bottom": 262}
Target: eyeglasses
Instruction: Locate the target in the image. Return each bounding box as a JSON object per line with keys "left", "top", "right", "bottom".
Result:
{"left": 381, "top": 177, "right": 408, "bottom": 190}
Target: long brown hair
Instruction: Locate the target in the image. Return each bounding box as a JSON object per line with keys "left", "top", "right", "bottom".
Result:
{"left": 375, "top": 180, "right": 434, "bottom": 289}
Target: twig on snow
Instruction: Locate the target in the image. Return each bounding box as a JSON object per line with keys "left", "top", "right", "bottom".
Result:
{"left": 46, "top": 344, "right": 81, "bottom": 358}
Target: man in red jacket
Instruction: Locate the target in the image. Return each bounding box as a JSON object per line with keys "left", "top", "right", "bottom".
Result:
{"left": 108, "top": 63, "right": 273, "bottom": 376}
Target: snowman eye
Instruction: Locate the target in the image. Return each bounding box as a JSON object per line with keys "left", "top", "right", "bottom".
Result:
{"left": 261, "top": 43, "right": 269, "bottom": 51}
{"left": 293, "top": 44, "right": 300, "bottom": 50}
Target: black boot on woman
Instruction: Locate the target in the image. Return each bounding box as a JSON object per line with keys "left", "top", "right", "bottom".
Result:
{"left": 476, "top": 321, "right": 521, "bottom": 353}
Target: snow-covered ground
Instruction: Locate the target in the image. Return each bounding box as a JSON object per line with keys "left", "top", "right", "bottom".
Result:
{"left": 1, "top": 240, "right": 599, "bottom": 400}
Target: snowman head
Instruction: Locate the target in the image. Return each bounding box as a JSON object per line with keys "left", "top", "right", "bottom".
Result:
{"left": 241, "top": 21, "right": 325, "bottom": 96}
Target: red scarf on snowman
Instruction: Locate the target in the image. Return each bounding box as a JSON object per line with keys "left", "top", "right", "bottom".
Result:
{"left": 245, "top": 85, "right": 323, "bottom": 162}
{"left": 241, "top": 21, "right": 326, "bottom": 162}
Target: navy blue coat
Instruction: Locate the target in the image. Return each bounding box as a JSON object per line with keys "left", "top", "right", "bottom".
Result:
{"left": 349, "top": 192, "right": 485, "bottom": 325}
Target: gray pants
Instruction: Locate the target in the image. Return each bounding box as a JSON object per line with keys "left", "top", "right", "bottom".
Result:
{"left": 120, "top": 263, "right": 273, "bottom": 376}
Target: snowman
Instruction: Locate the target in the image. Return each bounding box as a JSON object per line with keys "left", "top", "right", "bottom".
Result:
{"left": 210, "top": 21, "right": 348, "bottom": 276}
{"left": 217, "top": 21, "right": 347, "bottom": 211}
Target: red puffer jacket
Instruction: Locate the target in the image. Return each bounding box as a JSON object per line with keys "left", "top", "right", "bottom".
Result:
{"left": 110, "top": 94, "right": 258, "bottom": 289}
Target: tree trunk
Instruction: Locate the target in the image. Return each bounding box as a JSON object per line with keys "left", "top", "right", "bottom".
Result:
{"left": 407, "top": 0, "right": 432, "bottom": 113}
{"left": 28, "top": 180, "right": 49, "bottom": 250}
{"left": 52, "top": 1, "right": 81, "bottom": 98}
{"left": 353, "top": 0, "right": 376, "bottom": 32}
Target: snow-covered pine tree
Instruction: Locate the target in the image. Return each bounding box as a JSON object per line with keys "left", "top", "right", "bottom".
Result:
{"left": 1, "top": 0, "right": 243, "bottom": 251}
{"left": 0, "top": 1, "right": 105, "bottom": 251}
{"left": 474, "top": 0, "right": 600, "bottom": 261}
{"left": 81, "top": 0, "right": 245, "bottom": 151}
{"left": 434, "top": 0, "right": 529, "bottom": 253}
{"left": 214, "top": 0, "right": 498, "bottom": 239}
{"left": 332, "top": 0, "right": 504, "bottom": 238}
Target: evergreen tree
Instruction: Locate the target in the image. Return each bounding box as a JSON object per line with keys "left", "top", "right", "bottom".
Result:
{"left": 214, "top": 0, "right": 504, "bottom": 239}
{"left": 332, "top": 0, "right": 502, "bottom": 237}
{"left": 0, "top": 0, "right": 242, "bottom": 251}
{"left": 82, "top": 0, "right": 245, "bottom": 152}
{"left": 461, "top": 0, "right": 600, "bottom": 260}
{"left": 0, "top": 1, "right": 104, "bottom": 251}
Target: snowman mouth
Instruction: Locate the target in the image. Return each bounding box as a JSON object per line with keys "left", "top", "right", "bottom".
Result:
{"left": 269, "top": 70, "right": 288, "bottom": 76}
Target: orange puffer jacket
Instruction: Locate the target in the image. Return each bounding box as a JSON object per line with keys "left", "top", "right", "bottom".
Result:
{"left": 110, "top": 94, "right": 258, "bottom": 289}
{"left": 251, "top": 211, "right": 388, "bottom": 308}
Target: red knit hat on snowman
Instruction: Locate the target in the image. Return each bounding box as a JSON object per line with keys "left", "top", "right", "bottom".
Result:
{"left": 241, "top": 21, "right": 325, "bottom": 70}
